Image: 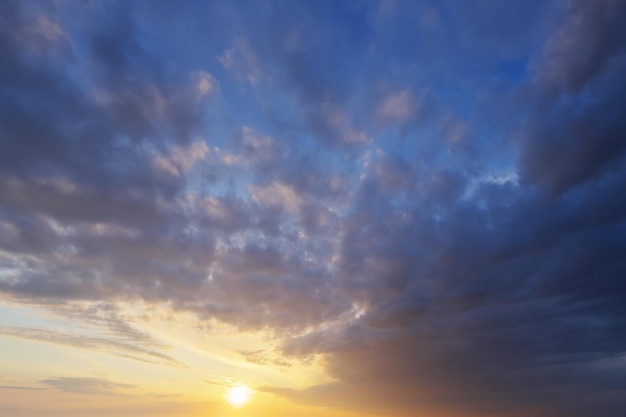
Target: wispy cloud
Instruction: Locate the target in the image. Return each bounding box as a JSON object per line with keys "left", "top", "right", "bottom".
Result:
{"left": 0, "top": 325, "right": 183, "bottom": 367}
{"left": 0, "top": 385, "right": 47, "bottom": 391}
{"left": 40, "top": 377, "right": 134, "bottom": 395}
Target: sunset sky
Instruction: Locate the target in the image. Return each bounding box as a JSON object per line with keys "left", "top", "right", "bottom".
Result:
{"left": 1, "top": 0, "right": 626, "bottom": 416}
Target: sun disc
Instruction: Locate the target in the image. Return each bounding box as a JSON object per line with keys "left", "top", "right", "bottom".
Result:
{"left": 226, "top": 384, "right": 251, "bottom": 408}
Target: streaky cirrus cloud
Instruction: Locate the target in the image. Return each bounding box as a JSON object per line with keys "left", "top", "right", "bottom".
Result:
{"left": 40, "top": 377, "right": 135, "bottom": 395}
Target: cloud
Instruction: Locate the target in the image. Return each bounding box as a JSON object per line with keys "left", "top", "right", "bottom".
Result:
{"left": 261, "top": 130, "right": 625, "bottom": 415}
{"left": 237, "top": 349, "right": 291, "bottom": 367}
{"left": 536, "top": 0, "right": 626, "bottom": 95}
{"left": 1, "top": 1, "right": 625, "bottom": 416}
{"left": 153, "top": 141, "right": 209, "bottom": 177}
{"left": 40, "top": 377, "right": 135, "bottom": 395}
{"left": 0, "top": 325, "right": 183, "bottom": 367}
{"left": 234, "top": 126, "right": 282, "bottom": 162}
{"left": 0, "top": 300, "right": 183, "bottom": 367}
{"left": 518, "top": 0, "right": 626, "bottom": 193}
{"left": 250, "top": 182, "right": 304, "bottom": 216}
{"left": 376, "top": 90, "right": 413, "bottom": 122}
{"left": 0, "top": 385, "right": 47, "bottom": 391}
{"left": 218, "top": 37, "right": 263, "bottom": 84}
{"left": 192, "top": 70, "right": 217, "bottom": 98}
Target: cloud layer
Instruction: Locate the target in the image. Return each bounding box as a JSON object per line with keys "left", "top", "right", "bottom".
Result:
{"left": 1, "top": 1, "right": 625, "bottom": 416}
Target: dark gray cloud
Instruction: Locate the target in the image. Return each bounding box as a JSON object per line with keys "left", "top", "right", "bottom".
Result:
{"left": 272, "top": 169, "right": 626, "bottom": 415}
{"left": 518, "top": 0, "right": 626, "bottom": 193}
{"left": 536, "top": 0, "right": 626, "bottom": 95}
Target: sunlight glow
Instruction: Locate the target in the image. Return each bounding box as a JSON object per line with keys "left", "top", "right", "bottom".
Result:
{"left": 226, "top": 384, "right": 252, "bottom": 408}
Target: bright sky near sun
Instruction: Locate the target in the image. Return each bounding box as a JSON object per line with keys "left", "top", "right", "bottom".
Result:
{"left": 1, "top": 1, "right": 626, "bottom": 417}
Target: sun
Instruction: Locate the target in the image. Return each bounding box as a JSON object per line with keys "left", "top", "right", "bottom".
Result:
{"left": 226, "top": 384, "right": 252, "bottom": 408}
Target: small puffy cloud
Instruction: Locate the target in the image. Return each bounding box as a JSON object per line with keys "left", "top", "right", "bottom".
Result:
{"left": 218, "top": 37, "right": 262, "bottom": 84}
{"left": 7, "top": 5, "right": 68, "bottom": 55}
{"left": 197, "top": 196, "right": 230, "bottom": 221}
{"left": 191, "top": 70, "right": 217, "bottom": 98}
{"left": 153, "top": 141, "right": 209, "bottom": 177}
{"left": 29, "top": 15, "right": 66, "bottom": 49}
{"left": 315, "top": 105, "right": 370, "bottom": 146}
{"left": 342, "top": 127, "right": 369, "bottom": 144}
{"left": 250, "top": 182, "right": 303, "bottom": 216}
{"left": 376, "top": 90, "right": 413, "bottom": 122}
{"left": 240, "top": 126, "right": 272, "bottom": 150}
{"left": 238, "top": 126, "right": 281, "bottom": 159}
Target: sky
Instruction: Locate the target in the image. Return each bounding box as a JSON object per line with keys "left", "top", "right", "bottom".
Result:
{"left": 0, "top": 0, "right": 625, "bottom": 416}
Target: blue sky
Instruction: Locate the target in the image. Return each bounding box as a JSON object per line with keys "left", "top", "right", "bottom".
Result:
{"left": 1, "top": 1, "right": 625, "bottom": 416}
